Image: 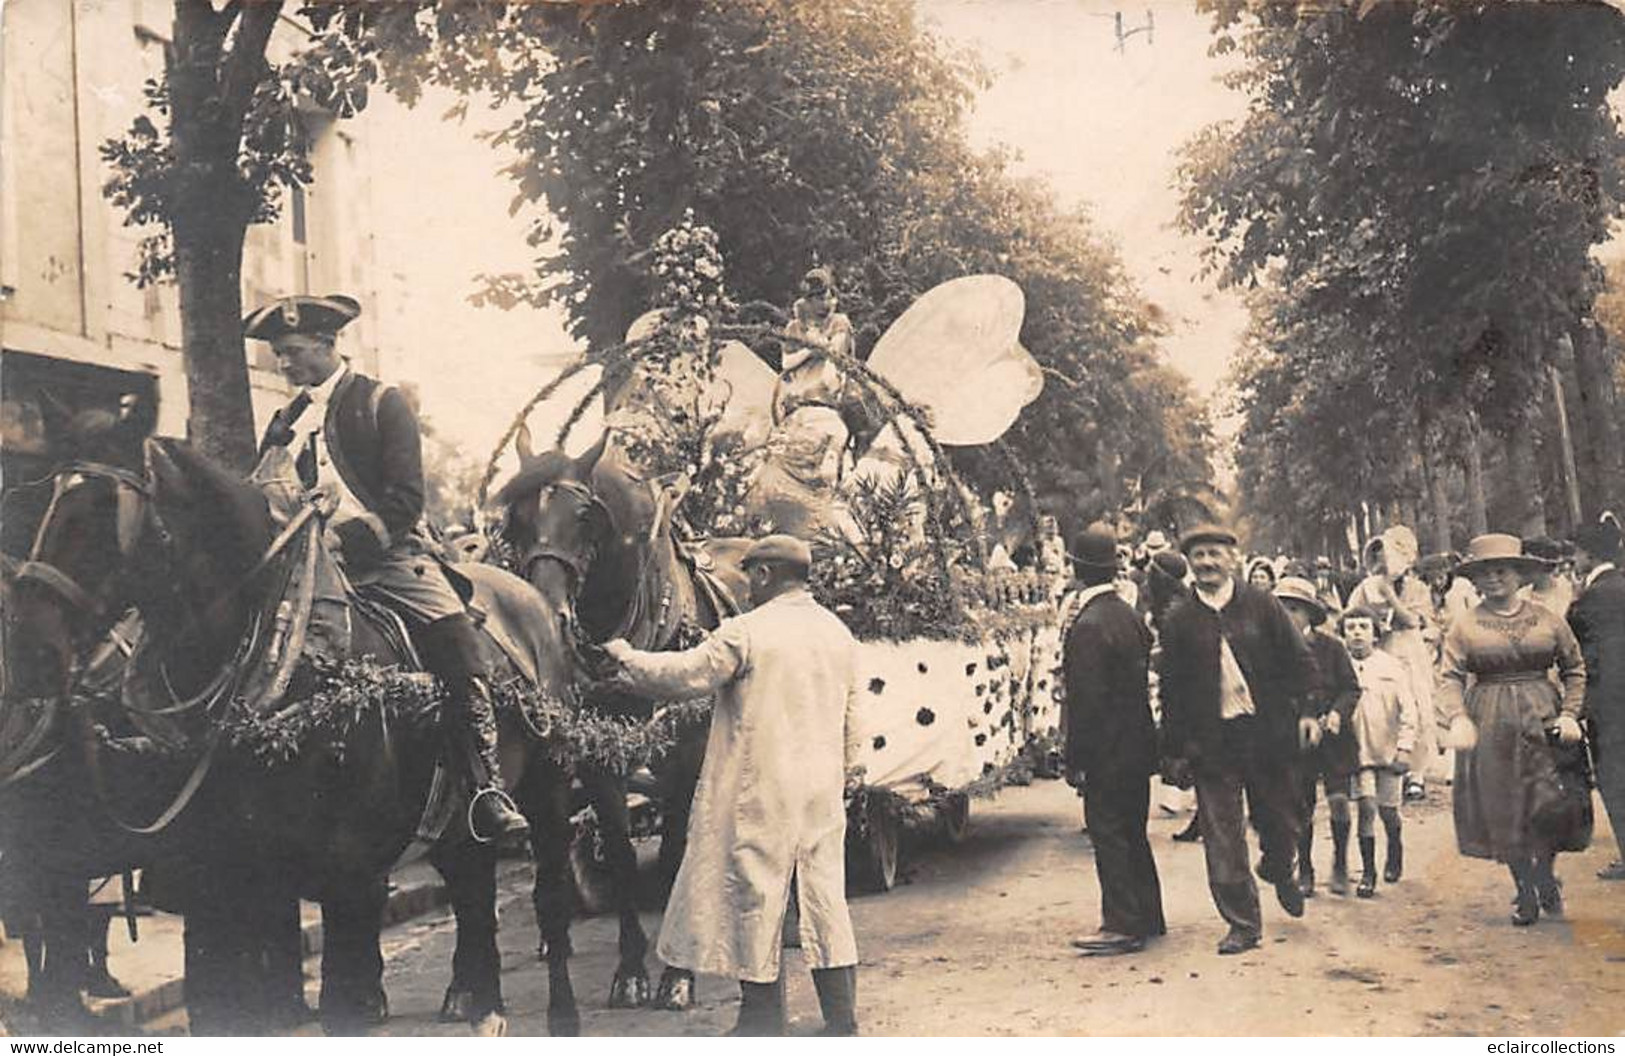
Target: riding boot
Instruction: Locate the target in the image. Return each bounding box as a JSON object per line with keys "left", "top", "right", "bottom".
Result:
{"left": 1356, "top": 836, "right": 1378, "bottom": 899}
{"left": 812, "top": 966, "right": 859, "bottom": 1036}
{"left": 419, "top": 614, "right": 528, "bottom": 842}
{"left": 730, "top": 978, "right": 787, "bottom": 1037}
{"left": 1328, "top": 818, "right": 1351, "bottom": 896}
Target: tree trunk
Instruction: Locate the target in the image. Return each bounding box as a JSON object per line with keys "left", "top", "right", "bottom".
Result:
{"left": 1571, "top": 318, "right": 1623, "bottom": 518}
{"left": 172, "top": 218, "right": 255, "bottom": 471}
{"left": 1547, "top": 362, "right": 1584, "bottom": 535}
{"left": 166, "top": 0, "right": 283, "bottom": 473}
{"left": 1500, "top": 414, "right": 1548, "bottom": 538}
{"left": 1463, "top": 410, "right": 1490, "bottom": 537}
{"left": 1417, "top": 403, "right": 1453, "bottom": 554}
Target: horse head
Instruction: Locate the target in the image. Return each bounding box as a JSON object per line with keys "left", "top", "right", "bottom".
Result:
{"left": 4, "top": 394, "right": 158, "bottom": 700}
{"left": 496, "top": 428, "right": 687, "bottom": 648}
{"left": 496, "top": 432, "right": 613, "bottom": 635}
{"left": 7, "top": 430, "right": 271, "bottom": 704}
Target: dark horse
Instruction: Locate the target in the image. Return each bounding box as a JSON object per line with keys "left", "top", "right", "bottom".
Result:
{"left": 495, "top": 432, "right": 751, "bottom": 1008}
{"left": 0, "top": 406, "right": 177, "bottom": 1032}
{"left": 4, "top": 434, "right": 590, "bottom": 1035}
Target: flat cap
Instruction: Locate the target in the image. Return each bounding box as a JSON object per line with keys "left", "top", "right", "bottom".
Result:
{"left": 244, "top": 294, "right": 361, "bottom": 341}
{"left": 1179, "top": 523, "right": 1239, "bottom": 554}
{"left": 742, "top": 533, "right": 812, "bottom": 573}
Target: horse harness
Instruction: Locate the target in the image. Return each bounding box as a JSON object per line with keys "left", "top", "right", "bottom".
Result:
{"left": 12, "top": 460, "right": 327, "bottom": 835}
{"left": 15, "top": 461, "right": 158, "bottom": 630}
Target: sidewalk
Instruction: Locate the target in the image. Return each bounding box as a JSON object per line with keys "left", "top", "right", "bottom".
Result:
{"left": 0, "top": 857, "right": 532, "bottom": 1033}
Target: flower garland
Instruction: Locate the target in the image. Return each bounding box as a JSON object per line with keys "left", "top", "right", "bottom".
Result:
{"left": 214, "top": 656, "right": 714, "bottom": 775}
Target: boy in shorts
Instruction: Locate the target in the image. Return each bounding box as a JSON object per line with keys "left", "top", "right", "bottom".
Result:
{"left": 1341, "top": 606, "right": 1419, "bottom": 898}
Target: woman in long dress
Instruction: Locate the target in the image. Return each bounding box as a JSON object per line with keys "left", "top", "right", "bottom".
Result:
{"left": 745, "top": 268, "right": 854, "bottom": 536}
{"left": 1438, "top": 533, "right": 1587, "bottom": 926}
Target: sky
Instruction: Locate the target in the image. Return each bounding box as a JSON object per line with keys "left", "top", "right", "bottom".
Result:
{"left": 364, "top": 1, "right": 1255, "bottom": 478}
{"left": 925, "top": 0, "right": 1249, "bottom": 397}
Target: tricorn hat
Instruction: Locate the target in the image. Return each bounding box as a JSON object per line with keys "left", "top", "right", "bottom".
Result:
{"left": 243, "top": 294, "right": 361, "bottom": 341}
{"left": 1179, "top": 524, "right": 1239, "bottom": 555}
{"left": 1457, "top": 533, "right": 1546, "bottom": 578}
{"left": 742, "top": 534, "right": 812, "bottom": 575}
{"left": 1274, "top": 576, "right": 1327, "bottom": 624}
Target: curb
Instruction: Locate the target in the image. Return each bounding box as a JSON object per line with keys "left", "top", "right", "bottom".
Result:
{"left": 87, "top": 877, "right": 452, "bottom": 1031}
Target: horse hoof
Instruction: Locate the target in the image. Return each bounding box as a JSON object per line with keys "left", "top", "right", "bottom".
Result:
{"left": 608, "top": 970, "right": 651, "bottom": 1009}
{"left": 472, "top": 1011, "right": 507, "bottom": 1037}
{"left": 548, "top": 1007, "right": 582, "bottom": 1037}
{"left": 439, "top": 986, "right": 472, "bottom": 1024}
{"left": 652, "top": 970, "right": 695, "bottom": 1011}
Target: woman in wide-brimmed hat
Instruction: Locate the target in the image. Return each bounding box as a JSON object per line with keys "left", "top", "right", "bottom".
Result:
{"left": 1438, "top": 533, "right": 1587, "bottom": 925}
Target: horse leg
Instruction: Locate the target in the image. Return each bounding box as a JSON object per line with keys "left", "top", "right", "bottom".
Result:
{"left": 649, "top": 721, "right": 706, "bottom": 1013}
{"left": 258, "top": 892, "right": 313, "bottom": 1030}
{"left": 523, "top": 756, "right": 580, "bottom": 1037}
{"left": 316, "top": 878, "right": 388, "bottom": 1036}
{"left": 184, "top": 900, "right": 259, "bottom": 1035}
{"left": 579, "top": 763, "right": 649, "bottom": 1008}
{"left": 656, "top": 717, "right": 708, "bottom": 894}
{"left": 32, "top": 885, "right": 92, "bottom": 1032}
{"left": 432, "top": 842, "right": 505, "bottom": 1036}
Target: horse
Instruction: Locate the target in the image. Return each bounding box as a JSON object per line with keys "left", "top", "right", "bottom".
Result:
{"left": 494, "top": 431, "right": 751, "bottom": 1008}
{"left": 0, "top": 407, "right": 179, "bottom": 1032}
{"left": 3, "top": 433, "right": 589, "bottom": 1036}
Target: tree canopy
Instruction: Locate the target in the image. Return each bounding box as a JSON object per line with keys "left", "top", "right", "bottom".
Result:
{"left": 1183, "top": 0, "right": 1625, "bottom": 554}
{"left": 304, "top": 0, "right": 1214, "bottom": 534}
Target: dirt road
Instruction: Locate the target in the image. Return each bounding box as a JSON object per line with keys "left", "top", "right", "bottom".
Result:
{"left": 367, "top": 778, "right": 1625, "bottom": 1037}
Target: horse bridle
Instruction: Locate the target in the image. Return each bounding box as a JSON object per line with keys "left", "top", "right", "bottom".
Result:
{"left": 15, "top": 460, "right": 162, "bottom": 628}
{"left": 513, "top": 479, "right": 613, "bottom": 591}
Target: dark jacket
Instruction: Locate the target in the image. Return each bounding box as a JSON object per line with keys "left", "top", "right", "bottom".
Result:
{"left": 1156, "top": 579, "right": 1313, "bottom": 768}
{"left": 258, "top": 370, "right": 425, "bottom": 559}
{"left": 1569, "top": 568, "right": 1625, "bottom": 740}
{"left": 1063, "top": 588, "right": 1157, "bottom": 779}
{"left": 1304, "top": 629, "right": 1361, "bottom": 778}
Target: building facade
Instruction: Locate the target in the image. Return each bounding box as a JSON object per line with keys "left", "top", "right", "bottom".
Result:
{"left": 1, "top": 0, "right": 395, "bottom": 551}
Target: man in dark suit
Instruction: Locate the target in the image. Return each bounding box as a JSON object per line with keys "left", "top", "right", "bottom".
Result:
{"left": 1158, "top": 525, "right": 1316, "bottom": 954}
{"left": 1063, "top": 525, "right": 1166, "bottom": 956}
{"left": 1569, "top": 519, "right": 1625, "bottom": 880}
{"left": 245, "top": 293, "right": 528, "bottom": 842}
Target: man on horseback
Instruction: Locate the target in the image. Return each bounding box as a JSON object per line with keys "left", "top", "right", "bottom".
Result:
{"left": 245, "top": 293, "right": 529, "bottom": 843}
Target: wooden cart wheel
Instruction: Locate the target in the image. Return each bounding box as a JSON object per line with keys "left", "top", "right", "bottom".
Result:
{"left": 941, "top": 792, "right": 971, "bottom": 844}
{"left": 853, "top": 796, "right": 901, "bottom": 893}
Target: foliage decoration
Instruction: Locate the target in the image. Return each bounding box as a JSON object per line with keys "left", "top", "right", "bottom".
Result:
{"left": 211, "top": 656, "right": 713, "bottom": 776}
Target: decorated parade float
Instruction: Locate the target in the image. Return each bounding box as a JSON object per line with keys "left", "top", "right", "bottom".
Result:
{"left": 481, "top": 217, "right": 1070, "bottom": 894}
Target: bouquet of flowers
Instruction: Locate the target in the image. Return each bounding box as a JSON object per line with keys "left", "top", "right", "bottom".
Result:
{"left": 650, "top": 209, "right": 728, "bottom": 320}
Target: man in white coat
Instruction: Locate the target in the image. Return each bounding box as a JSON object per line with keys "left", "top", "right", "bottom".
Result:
{"left": 603, "top": 534, "right": 863, "bottom": 1036}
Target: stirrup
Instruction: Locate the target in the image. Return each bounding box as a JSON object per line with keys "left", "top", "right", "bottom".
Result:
{"left": 467, "top": 786, "right": 525, "bottom": 844}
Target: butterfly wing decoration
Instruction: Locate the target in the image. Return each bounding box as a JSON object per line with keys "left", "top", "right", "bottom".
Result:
{"left": 865, "top": 275, "right": 1044, "bottom": 446}
{"left": 711, "top": 339, "right": 777, "bottom": 449}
